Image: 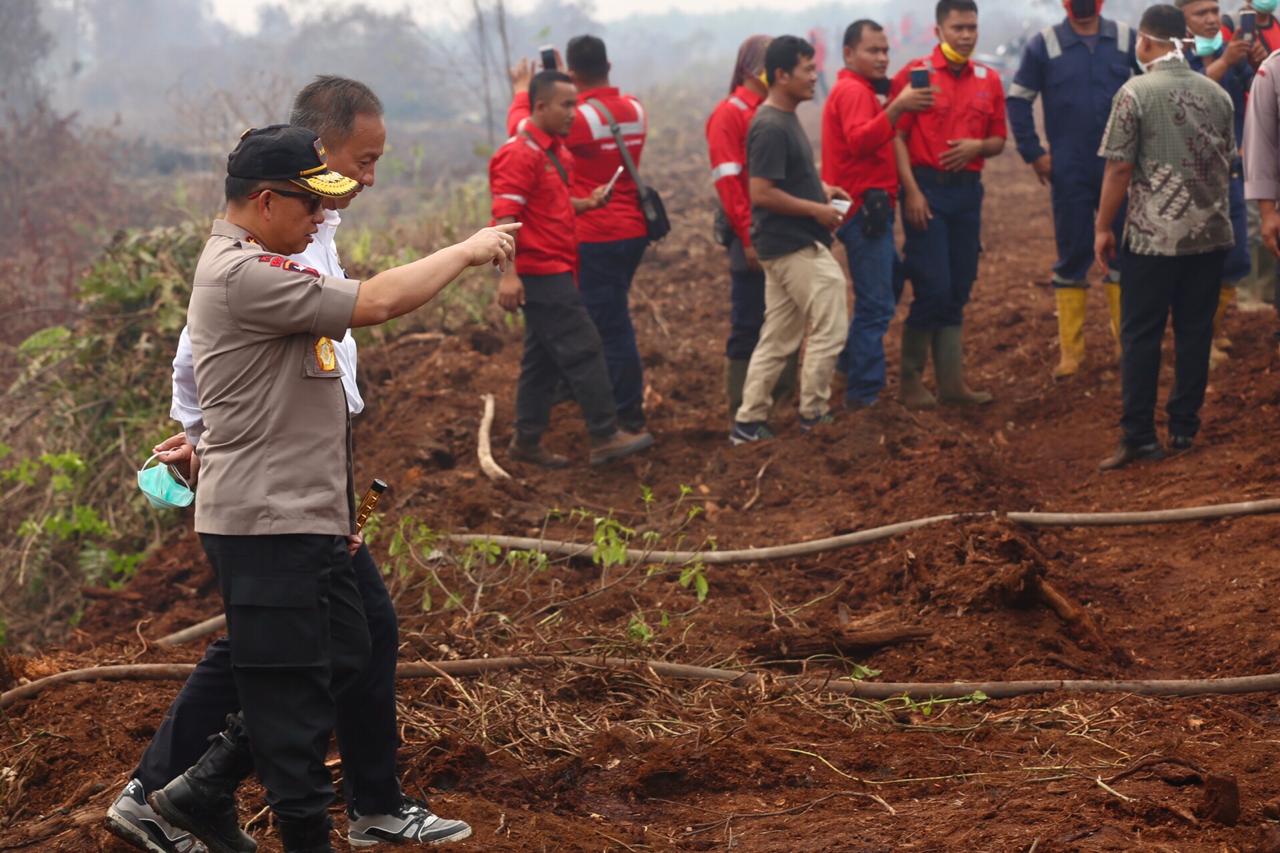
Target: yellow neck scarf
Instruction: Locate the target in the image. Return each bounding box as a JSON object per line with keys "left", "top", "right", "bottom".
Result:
{"left": 940, "top": 41, "right": 970, "bottom": 65}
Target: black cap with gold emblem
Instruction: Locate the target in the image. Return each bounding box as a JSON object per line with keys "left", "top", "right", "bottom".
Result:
{"left": 227, "top": 124, "right": 359, "bottom": 198}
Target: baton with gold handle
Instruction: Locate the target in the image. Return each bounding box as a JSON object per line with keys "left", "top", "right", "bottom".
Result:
{"left": 355, "top": 479, "right": 387, "bottom": 532}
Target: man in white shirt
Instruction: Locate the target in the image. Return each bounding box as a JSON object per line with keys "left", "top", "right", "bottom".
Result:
{"left": 107, "top": 77, "right": 472, "bottom": 853}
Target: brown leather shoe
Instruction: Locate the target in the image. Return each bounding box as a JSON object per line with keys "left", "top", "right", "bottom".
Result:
{"left": 508, "top": 439, "right": 569, "bottom": 469}
{"left": 589, "top": 429, "right": 654, "bottom": 466}
{"left": 1098, "top": 442, "right": 1165, "bottom": 472}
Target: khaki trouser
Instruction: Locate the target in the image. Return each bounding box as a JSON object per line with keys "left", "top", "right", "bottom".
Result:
{"left": 735, "top": 243, "right": 848, "bottom": 422}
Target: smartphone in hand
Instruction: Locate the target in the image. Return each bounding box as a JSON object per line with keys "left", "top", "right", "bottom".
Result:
{"left": 603, "top": 165, "right": 625, "bottom": 198}
{"left": 540, "top": 45, "right": 558, "bottom": 71}
{"left": 1240, "top": 10, "right": 1257, "bottom": 38}
{"left": 910, "top": 68, "right": 930, "bottom": 89}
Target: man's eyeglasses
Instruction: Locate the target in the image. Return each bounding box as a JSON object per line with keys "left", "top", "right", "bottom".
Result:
{"left": 248, "top": 187, "right": 324, "bottom": 214}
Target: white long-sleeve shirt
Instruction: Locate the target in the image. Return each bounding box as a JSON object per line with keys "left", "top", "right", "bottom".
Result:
{"left": 171, "top": 209, "right": 364, "bottom": 446}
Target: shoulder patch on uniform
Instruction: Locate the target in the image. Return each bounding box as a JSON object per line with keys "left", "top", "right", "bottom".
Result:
{"left": 974, "top": 64, "right": 989, "bottom": 79}
{"left": 257, "top": 255, "right": 321, "bottom": 277}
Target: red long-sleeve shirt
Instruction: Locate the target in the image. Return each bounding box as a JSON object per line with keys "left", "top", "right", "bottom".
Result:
{"left": 892, "top": 46, "right": 1007, "bottom": 173}
{"left": 489, "top": 123, "right": 578, "bottom": 277}
{"left": 705, "top": 85, "right": 764, "bottom": 248}
{"left": 821, "top": 68, "right": 898, "bottom": 216}
{"left": 507, "top": 87, "right": 648, "bottom": 244}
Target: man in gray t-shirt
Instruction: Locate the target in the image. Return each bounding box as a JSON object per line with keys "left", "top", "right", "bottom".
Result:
{"left": 731, "top": 35, "right": 851, "bottom": 444}
{"left": 748, "top": 104, "right": 832, "bottom": 259}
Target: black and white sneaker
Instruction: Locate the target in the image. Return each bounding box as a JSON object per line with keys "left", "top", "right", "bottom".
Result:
{"left": 106, "top": 778, "right": 207, "bottom": 853}
{"left": 348, "top": 797, "right": 472, "bottom": 847}
{"left": 729, "top": 421, "right": 774, "bottom": 446}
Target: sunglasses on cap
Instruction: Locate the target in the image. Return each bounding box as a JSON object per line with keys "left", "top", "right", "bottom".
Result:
{"left": 247, "top": 187, "right": 325, "bottom": 214}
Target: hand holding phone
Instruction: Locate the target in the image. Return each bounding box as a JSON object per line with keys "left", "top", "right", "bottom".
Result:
{"left": 602, "top": 165, "right": 625, "bottom": 199}
{"left": 1240, "top": 10, "right": 1257, "bottom": 38}
{"left": 910, "top": 68, "right": 930, "bottom": 89}
{"left": 540, "top": 45, "right": 558, "bottom": 71}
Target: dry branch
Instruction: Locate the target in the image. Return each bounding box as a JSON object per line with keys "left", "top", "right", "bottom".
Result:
{"left": 477, "top": 393, "right": 511, "bottom": 481}
{"left": 155, "top": 613, "right": 225, "bottom": 647}
{"left": 748, "top": 625, "right": 932, "bottom": 659}
{"left": 13, "top": 655, "right": 1280, "bottom": 710}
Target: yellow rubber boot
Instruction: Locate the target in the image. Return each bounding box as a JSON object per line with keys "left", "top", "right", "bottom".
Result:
{"left": 1105, "top": 281, "right": 1123, "bottom": 358}
{"left": 1053, "top": 288, "right": 1088, "bottom": 378}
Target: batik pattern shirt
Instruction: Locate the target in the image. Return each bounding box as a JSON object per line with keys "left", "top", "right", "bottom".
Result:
{"left": 1098, "top": 54, "right": 1236, "bottom": 256}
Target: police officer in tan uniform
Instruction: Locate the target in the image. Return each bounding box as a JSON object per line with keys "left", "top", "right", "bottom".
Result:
{"left": 146, "top": 125, "right": 517, "bottom": 853}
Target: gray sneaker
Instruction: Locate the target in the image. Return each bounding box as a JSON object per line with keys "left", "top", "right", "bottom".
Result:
{"left": 348, "top": 797, "right": 472, "bottom": 847}
{"left": 106, "top": 778, "right": 207, "bottom": 853}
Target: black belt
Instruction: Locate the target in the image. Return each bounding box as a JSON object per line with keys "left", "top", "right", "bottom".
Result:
{"left": 913, "top": 167, "right": 981, "bottom": 188}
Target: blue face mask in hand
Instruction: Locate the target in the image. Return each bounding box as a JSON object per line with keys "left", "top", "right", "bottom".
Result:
{"left": 137, "top": 453, "right": 194, "bottom": 510}
{"left": 1194, "top": 31, "right": 1224, "bottom": 57}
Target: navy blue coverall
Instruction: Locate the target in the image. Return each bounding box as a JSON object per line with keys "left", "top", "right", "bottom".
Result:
{"left": 1188, "top": 38, "right": 1252, "bottom": 285}
{"left": 1008, "top": 18, "right": 1135, "bottom": 286}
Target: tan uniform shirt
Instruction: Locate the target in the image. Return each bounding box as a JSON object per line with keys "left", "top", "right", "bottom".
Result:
{"left": 1245, "top": 50, "right": 1280, "bottom": 203}
{"left": 187, "top": 220, "right": 360, "bottom": 536}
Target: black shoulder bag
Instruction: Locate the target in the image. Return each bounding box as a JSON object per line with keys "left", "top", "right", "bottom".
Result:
{"left": 586, "top": 98, "right": 670, "bottom": 242}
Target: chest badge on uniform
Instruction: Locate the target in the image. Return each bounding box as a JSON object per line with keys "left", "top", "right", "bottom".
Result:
{"left": 315, "top": 337, "right": 337, "bottom": 372}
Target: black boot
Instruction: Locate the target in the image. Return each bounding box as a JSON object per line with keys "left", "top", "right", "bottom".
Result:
{"left": 148, "top": 712, "right": 258, "bottom": 853}
{"left": 279, "top": 815, "right": 333, "bottom": 853}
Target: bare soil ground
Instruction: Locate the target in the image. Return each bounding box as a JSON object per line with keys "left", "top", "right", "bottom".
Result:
{"left": 7, "top": 146, "right": 1280, "bottom": 852}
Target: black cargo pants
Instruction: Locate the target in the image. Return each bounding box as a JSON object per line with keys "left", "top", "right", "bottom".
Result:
{"left": 133, "top": 543, "right": 401, "bottom": 817}
{"left": 515, "top": 272, "right": 619, "bottom": 443}
{"left": 187, "top": 533, "right": 371, "bottom": 824}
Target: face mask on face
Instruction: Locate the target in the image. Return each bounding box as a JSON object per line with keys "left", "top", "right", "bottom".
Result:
{"left": 1256, "top": 0, "right": 1278, "bottom": 14}
{"left": 1138, "top": 32, "right": 1190, "bottom": 72}
{"left": 1194, "top": 31, "right": 1224, "bottom": 57}
{"left": 1067, "top": 0, "right": 1100, "bottom": 19}
{"left": 137, "top": 454, "right": 194, "bottom": 510}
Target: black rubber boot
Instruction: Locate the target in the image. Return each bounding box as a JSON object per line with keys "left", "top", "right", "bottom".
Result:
{"left": 148, "top": 713, "right": 257, "bottom": 853}
{"left": 279, "top": 815, "right": 333, "bottom": 853}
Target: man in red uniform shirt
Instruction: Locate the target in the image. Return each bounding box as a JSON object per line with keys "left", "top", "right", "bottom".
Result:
{"left": 490, "top": 70, "right": 653, "bottom": 467}
{"left": 508, "top": 37, "right": 652, "bottom": 432}
{"left": 822, "top": 19, "right": 932, "bottom": 408}
{"left": 707, "top": 35, "right": 798, "bottom": 417}
{"left": 1247, "top": 0, "right": 1280, "bottom": 61}
{"left": 892, "top": 0, "right": 1007, "bottom": 408}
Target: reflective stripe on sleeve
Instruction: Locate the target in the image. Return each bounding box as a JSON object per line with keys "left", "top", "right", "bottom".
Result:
{"left": 729, "top": 96, "right": 749, "bottom": 111}
{"left": 1008, "top": 83, "right": 1039, "bottom": 103}
{"left": 497, "top": 193, "right": 527, "bottom": 204}
{"left": 1043, "top": 25, "right": 1063, "bottom": 60}
{"left": 711, "top": 162, "right": 743, "bottom": 180}
{"left": 1116, "top": 21, "right": 1132, "bottom": 54}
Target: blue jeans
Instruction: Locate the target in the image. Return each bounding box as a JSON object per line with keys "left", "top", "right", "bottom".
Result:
{"left": 902, "top": 178, "right": 984, "bottom": 330}
{"left": 578, "top": 237, "right": 649, "bottom": 427}
{"left": 837, "top": 209, "right": 899, "bottom": 405}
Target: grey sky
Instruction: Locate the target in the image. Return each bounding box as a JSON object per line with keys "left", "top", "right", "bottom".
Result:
{"left": 209, "top": 0, "right": 831, "bottom": 31}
